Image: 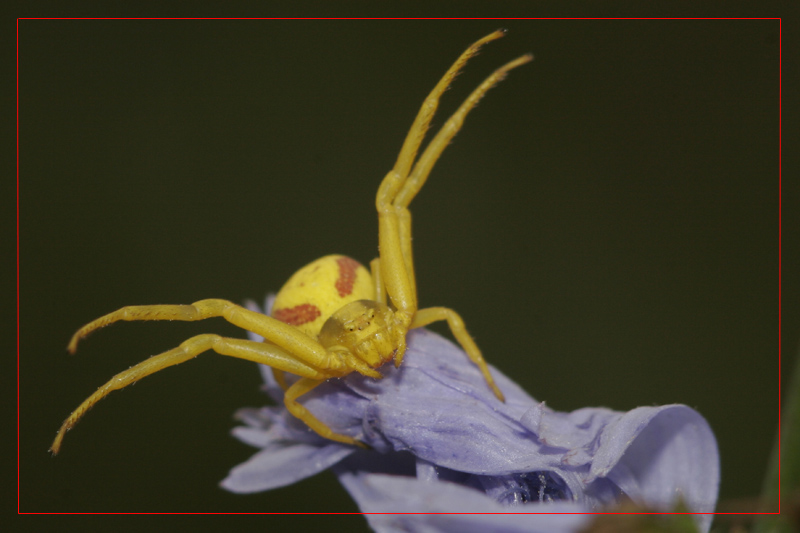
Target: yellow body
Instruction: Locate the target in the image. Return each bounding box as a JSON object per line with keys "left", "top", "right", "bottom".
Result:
{"left": 51, "top": 31, "right": 531, "bottom": 453}
{"left": 272, "top": 255, "right": 374, "bottom": 338}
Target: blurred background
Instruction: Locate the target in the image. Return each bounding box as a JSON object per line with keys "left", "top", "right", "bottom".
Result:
{"left": 20, "top": 17, "right": 787, "bottom": 527}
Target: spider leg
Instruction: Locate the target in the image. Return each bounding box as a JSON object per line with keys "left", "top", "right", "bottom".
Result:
{"left": 375, "top": 30, "right": 508, "bottom": 315}
{"left": 390, "top": 29, "right": 507, "bottom": 184}
{"left": 412, "top": 307, "right": 505, "bottom": 402}
{"left": 50, "top": 334, "right": 332, "bottom": 454}
{"left": 376, "top": 37, "right": 531, "bottom": 323}
{"left": 284, "top": 377, "right": 367, "bottom": 447}
{"left": 68, "top": 299, "right": 340, "bottom": 371}
{"left": 271, "top": 368, "right": 289, "bottom": 391}
{"left": 376, "top": 206, "right": 417, "bottom": 321}
{"left": 393, "top": 53, "right": 533, "bottom": 209}
{"left": 369, "top": 258, "right": 387, "bottom": 305}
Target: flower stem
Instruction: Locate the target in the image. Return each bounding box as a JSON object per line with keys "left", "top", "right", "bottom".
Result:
{"left": 753, "top": 341, "right": 800, "bottom": 532}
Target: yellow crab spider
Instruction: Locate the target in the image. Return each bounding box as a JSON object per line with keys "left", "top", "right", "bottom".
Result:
{"left": 50, "top": 30, "right": 532, "bottom": 454}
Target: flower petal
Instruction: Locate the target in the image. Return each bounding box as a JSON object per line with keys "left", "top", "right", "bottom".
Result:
{"left": 338, "top": 471, "right": 592, "bottom": 533}
{"left": 226, "top": 295, "right": 719, "bottom": 532}
{"left": 221, "top": 442, "right": 354, "bottom": 493}
{"left": 591, "top": 404, "right": 719, "bottom": 531}
{"left": 338, "top": 329, "right": 567, "bottom": 473}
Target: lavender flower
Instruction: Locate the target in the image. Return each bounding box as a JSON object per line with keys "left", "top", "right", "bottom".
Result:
{"left": 222, "top": 296, "right": 719, "bottom": 532}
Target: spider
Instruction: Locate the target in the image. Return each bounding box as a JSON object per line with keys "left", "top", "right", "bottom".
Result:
{"left": 50, "top": 30, "right": 532, "bottom": 453}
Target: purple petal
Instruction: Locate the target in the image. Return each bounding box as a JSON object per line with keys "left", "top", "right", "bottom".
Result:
{"left": 225, "top": 295, "right": 719, "bottom": 531}
{"left": 592, "top": 405, "right": 719, "bottom": 531}
{"left": 338, "top": 471, "right": 592, "bottom": 533}
{"left": 221, "top": 442, "right": 354, "bottom": 493}
{"left": 350, "top": 330, "right": 542, "bottom": 464}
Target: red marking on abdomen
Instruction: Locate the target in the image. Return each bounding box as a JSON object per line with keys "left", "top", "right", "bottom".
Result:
{"left": 335, "top": 256, "right": 360, "bottom": 297}
{"left": 273, "top": 304, "right": 321, "bottom": 326}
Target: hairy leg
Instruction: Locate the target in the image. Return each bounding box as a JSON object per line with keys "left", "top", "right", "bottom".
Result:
{"left": 51, "top": 334, "right": 331, "bottom": 454}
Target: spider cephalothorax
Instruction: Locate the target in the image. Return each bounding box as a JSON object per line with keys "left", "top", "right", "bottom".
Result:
{"left": 319, "top": 299, "right": 404, "bottom": 368}
{"left": 51, "top": 30, "right": 530, "bottom": 453}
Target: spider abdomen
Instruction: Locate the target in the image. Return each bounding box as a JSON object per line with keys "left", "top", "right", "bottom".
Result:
{"left": 271, "top": 255, "right": 374, "bottom": 339}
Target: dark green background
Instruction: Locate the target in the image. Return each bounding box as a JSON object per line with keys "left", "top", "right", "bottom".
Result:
{"left": 20, "top": 18, "right": 786, "bottom": 525}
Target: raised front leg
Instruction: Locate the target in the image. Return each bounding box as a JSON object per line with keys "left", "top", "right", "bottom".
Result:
{"left": 375, "top": 30, "right": 513, "bottom": 318}
{"left": 375, "top": 36, "right": 531, "bottom": 324}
